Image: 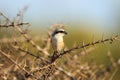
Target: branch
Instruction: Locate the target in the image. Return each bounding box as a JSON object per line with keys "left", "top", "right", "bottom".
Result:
{"left": 11, "top": 44, "right": 48, "bottom": 62}
{"left": 0, "top": 22, "right": 29, "bottom": 28}
{"left": 51, "top": 35, "right": 119, "bottom": 62}
{"left": 13, "top": 22, "right": 49, "bottom": 56}
{"left": 0, "top": 50, "right": 39, "bottom": 79}
{"left": 0, "top": 11, "right": 49, "bottom": 56}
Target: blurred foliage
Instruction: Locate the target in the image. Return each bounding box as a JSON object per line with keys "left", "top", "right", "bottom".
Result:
{"left": 0, "top": 24, "right": 120, "bottom": 79}
{"left": 33, "top": 26, "right": 120, "bottom": 79}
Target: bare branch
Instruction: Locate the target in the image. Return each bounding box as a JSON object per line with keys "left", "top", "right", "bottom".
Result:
{"left": 51, "top": 35, "right": 119, "bottom": 62}
{"left": 0, "top": 22, "right": 29, "bottom": 28}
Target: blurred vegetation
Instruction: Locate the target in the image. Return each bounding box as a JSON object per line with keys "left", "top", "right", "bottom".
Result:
{"left": 24, "top": 24, "right": 120, "bottom": 79}
{"left": 0, "top": 9, "right": 120, "bottom": 79}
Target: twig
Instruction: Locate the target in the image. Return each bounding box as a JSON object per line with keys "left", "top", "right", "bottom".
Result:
{"left": 109, "top": 68, "right": 118, "bottom": 80}
{"left": 0, "top": 50, "right": 40, "bottom": 79}
{"left": 0, "top": 22, "right": 29, "bottom": 28}
{"left": 11, "top": 44, "right": 47, "bottom": 62}
{"left": 11, "top": 45, "right": 41, "bottom": 58}
{"left": 107, "top": 51, "right": 117, "bottom": 68}
{"left": 56, "top": 67, "right": 74, "bottom": 80}
{"left": 0, "top": 11, "right": 49, "bottom": 56}
{"left": 13, "top": 22, "right": 49, "bottom": 56}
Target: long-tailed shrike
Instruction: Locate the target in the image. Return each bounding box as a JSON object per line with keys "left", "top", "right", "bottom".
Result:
{"left": 51, "top": 28, "right": 67, "bottom": 54}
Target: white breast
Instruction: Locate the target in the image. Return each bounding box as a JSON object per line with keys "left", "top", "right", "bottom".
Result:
{"left": 51, "top": 33, "right": 64, "bottom": 52}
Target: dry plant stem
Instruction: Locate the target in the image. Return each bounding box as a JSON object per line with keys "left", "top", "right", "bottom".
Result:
{"left": 107, "top": 51, "right": 117, "bottom": 68}
{"left": 109, "top": 68, "right": 118, "bottom": 80}
{"left": 14, "top": 24, "right": 49, "bottom": 56}
{"left": 12, "top": 45, "right": 42, "bottom": 59}
{"left": 0, "top": 22, "right": 29, "bottom": 28}
{"left": 11, "top": 44, "right": 48, "bottom": 62}
{"left": 56, "top": 67, "right": 74, "bottom": 79}
{"left": 0, "top": 12, "right": 49, "bottom": 56}
{"left": 30, "top": 63, "right": 55, "bottom": 74}
{"left": 28, "top": 63, "right": 57, "bottom": 79}
{"left": 0, "top": 50, "right": 39, "bottom": 79}
{"left": 0, "top": 50, "right": 28, "bottom": 73}
{"left": 51, "top": 35, "right": 118, "bottom": 62}
{"left": 0, "top": 12, "right": 11, "bottom": 23}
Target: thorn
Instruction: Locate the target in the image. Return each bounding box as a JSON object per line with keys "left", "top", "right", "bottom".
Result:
{"left": 102, "top": 34, "right": 105, "bottom": 45}
{"left": 24, "top": 59, "right": 28, "bottom": 69}
{"left": 73, "top": 41, "right": 79, "bottom": 48}
{"left": 92, "top": 35, "right": 97, "bottom": 48}
{"left": 82, "top": 40, "right": 85, "bottom": 46}
{"left": 82, "top": 40, "right": 87, "bottom": 54}
{"left": 111, "top": 34, "right": 119, "bottom": 43}
{"left": 110, "top": 35, "right": 114, "bottom": 44}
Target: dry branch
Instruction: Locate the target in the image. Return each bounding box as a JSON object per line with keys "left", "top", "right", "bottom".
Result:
{"left": 51, "top": 35, "right": 119, "bottom": 62}
{"left": 0, "top": 11, "right": 49, "bottom": 57}
{"left": 0, "top": 22, "right": 29, "bottom": 28}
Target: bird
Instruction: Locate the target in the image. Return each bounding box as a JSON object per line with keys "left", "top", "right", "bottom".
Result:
{"left": 51, "top": 28, "right": 67, "bottom": 56}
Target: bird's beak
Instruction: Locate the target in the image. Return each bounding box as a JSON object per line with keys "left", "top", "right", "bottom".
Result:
{"left": 64, "top": 31, "right": 67, "bottom": 35}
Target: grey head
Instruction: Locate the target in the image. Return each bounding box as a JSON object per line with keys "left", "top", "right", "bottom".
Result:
{"left": 52, "top": 28, "right": 67, "bottom": 37}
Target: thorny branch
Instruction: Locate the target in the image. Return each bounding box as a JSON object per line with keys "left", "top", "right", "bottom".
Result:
{"left": 0, "top": 22, "right": 29, "bottom": 28}
{"left": 0, "top": 50, "right": 39, "bottom": 79}
{"left": 30, "top": 34, "right": 119, "bottom": 78}
{"left": 51, "top": 35, "right": 119, "bottom": 62}
{"left": 0, "top": 11, "right": 49, "bottom": 56}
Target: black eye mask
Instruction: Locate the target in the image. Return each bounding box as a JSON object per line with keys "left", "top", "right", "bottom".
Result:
{"left": 52, "top": 30, "right": 67, "bottom": 36}
{"left": 55, "top": 31, "right": 64, "bottom": 34}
